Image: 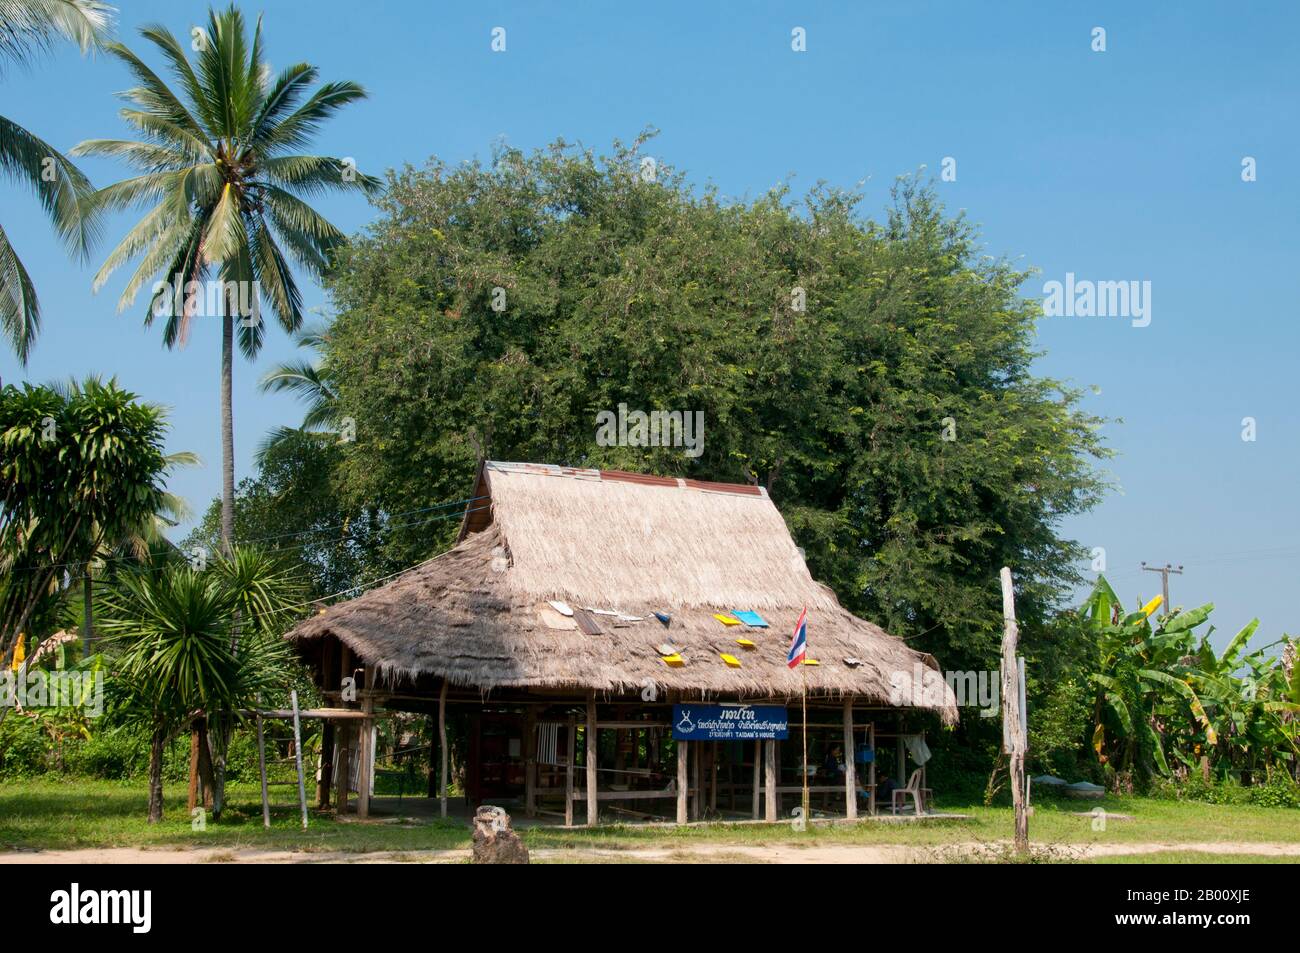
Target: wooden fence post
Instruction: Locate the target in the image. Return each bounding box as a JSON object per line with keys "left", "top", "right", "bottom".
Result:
{"left": 1000, "top": 566, "right": 1028, "bottom": 853}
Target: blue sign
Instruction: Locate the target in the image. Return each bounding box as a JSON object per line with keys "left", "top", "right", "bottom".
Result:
{"left": 672, "top": 704, "right": 789, "bottom": 741}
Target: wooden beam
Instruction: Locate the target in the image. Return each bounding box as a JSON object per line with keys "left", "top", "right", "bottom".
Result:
{"left": 565, "top": 714, "right": 576, "bottom": 827}
{"left": 843, "top": 699, "right": 858, "bottom": 820}
{"left": 676, "top": 739, "right": 688, "bottom": 824}
{"left": 438, "top": 680, "right": 448, "bottom": 819}
{"left": 764, "top": 739, "right": 777, "bottom": 822}
{"left": 585, "top": 691, "right": 598, "bottom": 826}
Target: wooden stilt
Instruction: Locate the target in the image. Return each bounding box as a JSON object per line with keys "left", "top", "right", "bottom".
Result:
{"left": 843, "top": 698, "right": 857, "bottom": 820}
{"left": 357, "top": 692, "right": 373, "bottom": 820}
{"left": 868, "top": 722, "right": 877, "bottom": 816}
{"left": 565, "top": 714, "right": 576, "bottom": 827}
{"left": 585, "top": 692, "right": 598, "bottom": 827}
{"left": 524, "top": 706, "right": 537, "bottom": 818}
{"left": 319, "top": 721, "right": 334, "bottom": 808}
{"left": 335, "top": 724, "right": 350, "bottom": 814}
{"left": 764, "top": 738, "right": 777, "bottom": 822}
{"left": 438, "top": 680, "right": 448, "bottom": 818}
{"left": 692, "top": 739, "right": 702, "bottom": 820}
{"left": 676, "top": 739, "right": 688, "bottom": 824}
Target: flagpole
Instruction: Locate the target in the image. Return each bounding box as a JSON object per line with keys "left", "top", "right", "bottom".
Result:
{"left": 800, "top": 664, "right": 809, "bottom": 827}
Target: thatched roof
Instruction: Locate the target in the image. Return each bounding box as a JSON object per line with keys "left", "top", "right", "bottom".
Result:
{"left": 287, "top": 462, "right": 957, "bottom": 720}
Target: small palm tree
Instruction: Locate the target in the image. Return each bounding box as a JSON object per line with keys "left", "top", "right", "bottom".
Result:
{"left": 75, "top": 4, "right": 380, "bottom": 552}
{"left": 0, "top": 0, "right": 111, "bottom": 361}
{"left": 97, "top": 548, "right": 299, "bottom": 822}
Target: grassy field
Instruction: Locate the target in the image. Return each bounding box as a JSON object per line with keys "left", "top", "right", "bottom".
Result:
{"left": 1, "top": 779, "right": 1297, "bottom": 862}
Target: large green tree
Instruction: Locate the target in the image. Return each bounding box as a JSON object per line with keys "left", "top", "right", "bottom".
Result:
{"left": 75, "top": 3, "right": 379, "bottom": 553}
{"left": 0, "top": 0, "right": 110, "bottom": 361}
{"left": 318, "top": 137, "right": 1110, "bottom": 679}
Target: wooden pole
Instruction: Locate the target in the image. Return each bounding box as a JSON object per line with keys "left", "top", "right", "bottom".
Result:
{"left": 438, "top": 680, "right": 448, "bottom": 818}
{"left": 335, "top": 724, "right": 350, "bottom": 814}
{"left": 843, "top": 698, "right": 857, "bottom": 820}
{"left": 318, "top": 720, "right": 334, "bottom": 808}
{"left": 676, "top": 739, "right": 688, "bottom": 824}
{"left": 692, "top": 738, "right": 702, "bottom": 819}
{"left": 585, "top": 692, "right": 598, "bottom": 826}
{"left": 764, "top": 738, "right": 777, "bottom": 822}
{"left": 868, "top": 722, "right": 877, "bottom": 816}
{"left": 290, "top": 689, "right": 308, "bottom": 830}
{"left": 751, "top": 740, "right": 761, "bottom": 819}
{"left": 565, "top": 714, "right": 576, "bottom": 827}
{"left": 256, "top": 698, "right": 271, "bottom": 829}
{"left": 1000, "top": 566, "right": 1028, "bottom": 853}
{"left": 524, "top": 706, "right": 537, "bottom": 818}
{"left": 356, "top": 692, "right": 373, "bottom": 820}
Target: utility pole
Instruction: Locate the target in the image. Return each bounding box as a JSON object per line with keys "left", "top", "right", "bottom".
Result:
{"left": 1140, "top": 562, "right": 1183, "bottom": 616}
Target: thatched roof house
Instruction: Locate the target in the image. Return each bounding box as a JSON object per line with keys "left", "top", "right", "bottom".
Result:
{"left": 287, "top": 461, "right": 956, "bottom": 722}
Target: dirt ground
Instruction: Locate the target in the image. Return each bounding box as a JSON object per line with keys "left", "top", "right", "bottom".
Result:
{"left": 4, "top": 841, "right": 1300, "bottom": 864}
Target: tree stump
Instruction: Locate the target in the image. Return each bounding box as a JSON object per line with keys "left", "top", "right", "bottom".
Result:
{"left": 471, "top": 806, "right": 529, "bottom": 864}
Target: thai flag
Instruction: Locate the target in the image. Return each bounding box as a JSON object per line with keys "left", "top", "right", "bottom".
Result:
{"left": 786, "top": 607, "right": 808, "bottom": 669}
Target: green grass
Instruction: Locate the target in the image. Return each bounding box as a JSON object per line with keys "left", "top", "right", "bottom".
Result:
{"left": 1, "top": 779, "right": 1296, "bottom": 859}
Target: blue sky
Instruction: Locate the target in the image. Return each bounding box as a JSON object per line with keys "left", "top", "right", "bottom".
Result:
{"left": 3, "top": 1, "right": 1297, "bottom": 648}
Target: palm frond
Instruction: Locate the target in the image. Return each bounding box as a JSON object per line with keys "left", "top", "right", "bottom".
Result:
{"left": 0, "top": 221, "right": 38, "bottom": 361}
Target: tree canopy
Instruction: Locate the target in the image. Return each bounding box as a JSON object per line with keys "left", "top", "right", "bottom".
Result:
{"left": 303, "top": 136, "right": 1110, "bottom": 674}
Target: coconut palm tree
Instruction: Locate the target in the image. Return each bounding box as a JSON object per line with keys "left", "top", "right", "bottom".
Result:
{"left": 74, "top": 4, "right": 380, "bottom": 553}
{"left": 0, "top": 0, "right": 111, "bottom": 362}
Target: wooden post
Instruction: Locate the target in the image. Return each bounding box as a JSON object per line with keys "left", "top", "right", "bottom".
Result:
{"left": 1000, "top": 566, "right": 1028, "bottom": 852}
{"left": 751, "top": 740, "right": 761, "bottom": 819}
{"left": 843, "top": 698, "right": 858, "bottom": 820}
{"left": 676, "top": 739, "right": 688, "bottom": 824}
{"left": 256, "top": 700, "right": 271, "bottom": 829}
{"left": 708, "top": 743, "right": 718, "bottom": 815}
{"left": 585, "top": 692, "right": 598, "bottom": 827}
{"left": 565, "top": 714, "right": 576, "bottom": 827}
{"left": 290, "top": 689, "right": 308, "bottom": 830}
{"left": 691, "top": 740, "right": 702, "bottom": 820}
{"left": 524, "top": 706, "right": 537, "bottom": 818}
{"left": 335, "top": 724, "right": 350, "bottom": 814}
{"left": 357, "top": 692, "right": 373, "bottom": 820}
{"left": 896, "top": 730, "right": 906, "bottom": 785}
{"left": 319, "top": 721, "right": 334, "bottom": 808}
{"left": 438, "top": 680, "right": 449, "bottom": 818}
{"left": 868, "top": 722, "right": 877, "bottom": 816}
{"left": 764, "top": 739, "right": 777, "bottom": 822}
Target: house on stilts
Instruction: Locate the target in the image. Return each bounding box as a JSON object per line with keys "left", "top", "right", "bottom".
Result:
{"left": 285, "top": 461, "right": 958, "bottom": 826}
